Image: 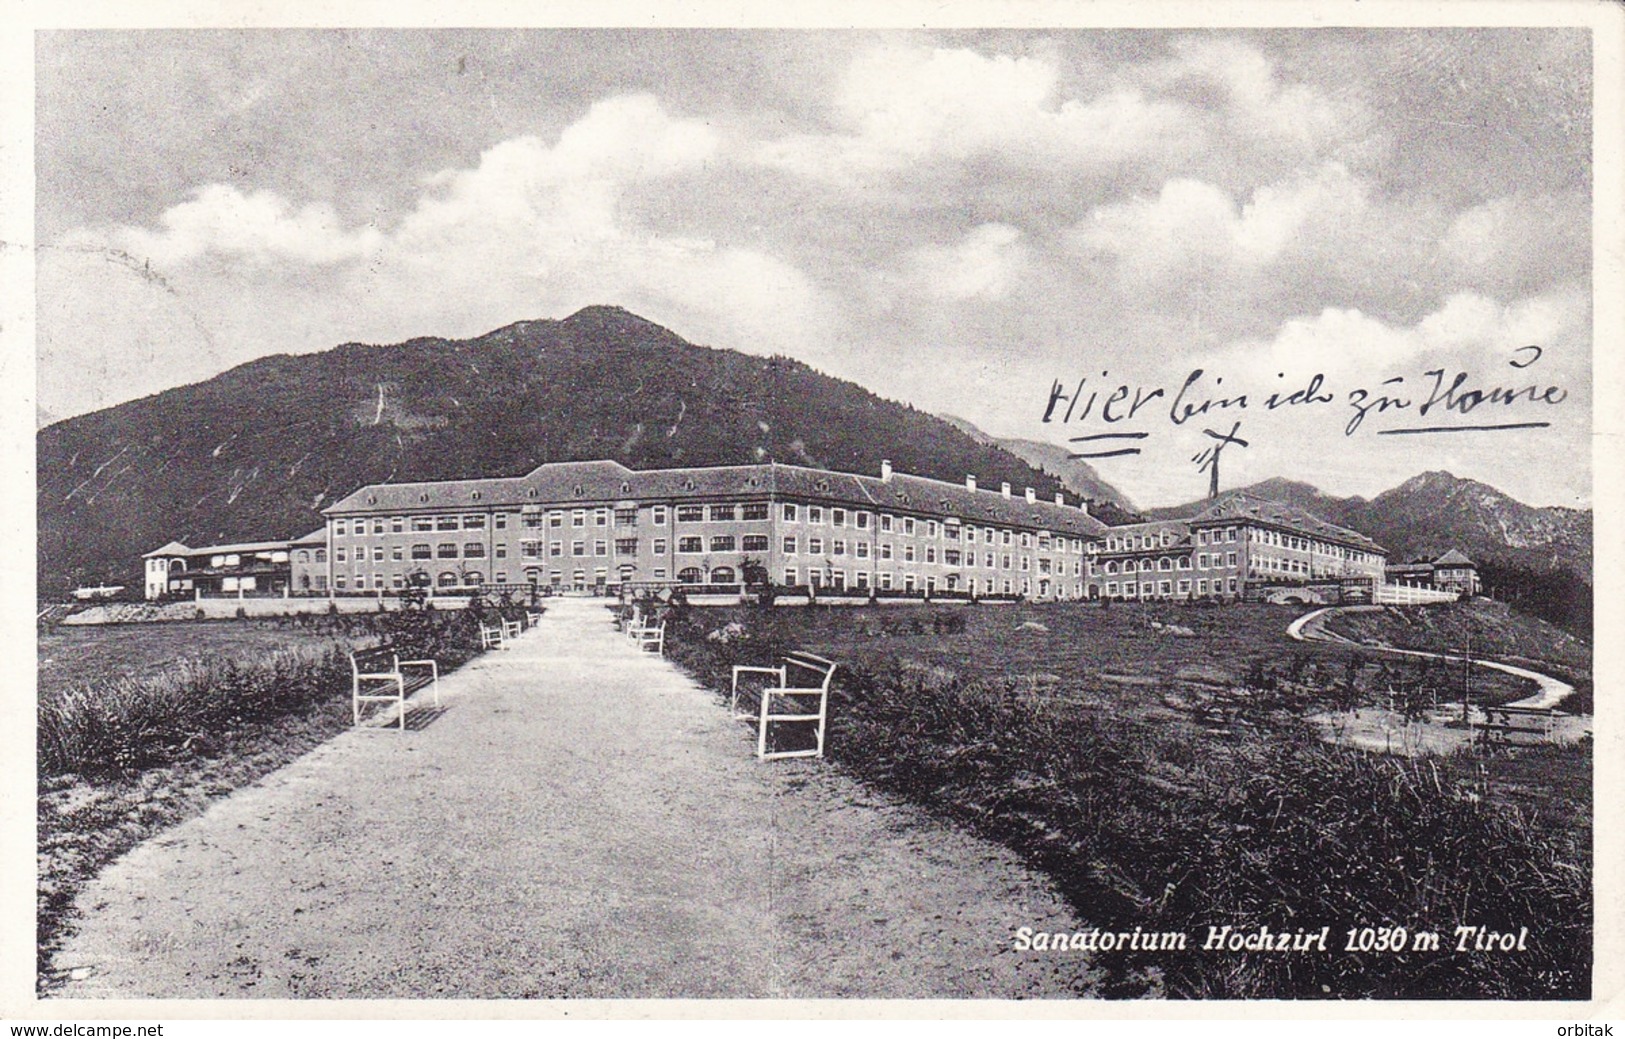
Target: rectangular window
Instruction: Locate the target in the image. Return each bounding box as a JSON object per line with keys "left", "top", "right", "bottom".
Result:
{"left": 463, "top": 515, "right": 486, "bottom": 529}
{"left": 372, "top": 519, "right": 386, "bottom": 535}
{"left": 832, "top": 508, "right": 846, "bottom": 527}
{"left": 335, "top": 520, "right": 347, "bottom": 536}
{"left": 809, "top": 506, "right": 824, "bottom": 524}
{"left": 572, "top": 510, "right": 586, "bottom": 528}
{"left": 678, "top": 536, "right": 703, "bottom": 553}
{"left": 391, "top": 546, "right": 404, "bottom": 561}
{"left": 880, "top": 573, "right": 893, "bottom": 590}
{"left": 412, "top": 544, "right": 432, "bottom": 560}
{"left": 595, "top": 509, "right": 608, "bottom": 527}
{"left": 652, "top": 506, "right": 667, "bottom": 526}
{"left": 856, "top": 512, "right": 870, "bottom": 529}
{"left": 677, "top": 505, "right": 705, "bottom": 522}
{"left": 784, "top": 567, "right": 798, "bottom": 585}
{"left": 741, "top": 503, "right": 769, "bottom": 521}
{"left": 903, "top": 517, "right": 915, "bottom": 536}
{"left": 782, "top": 503, "right": 798, "bottom": 522}
{"left": 413, "top": 517, "right": 434, "bottom": 531}
{"left": 438, "top": 543, "right": 458, "bottom": 559}
{"left": 548, "top": 541, "right": 561, "bottom": 558}
{"left": 856, "top": 572, "right": 869, "bottom": 589}
{"left": 495, "top": 544, "right": 507, "bottom": 559}
{"left": 594, "top": 540, "right": 608, "bottom": 557}
{"left": 372, "top": 546, "right": 384, "bottom": 562}
{"left": 653, "top": 568, "right": 667, "bottom": 580}
{"left": 832, "top": 540, "right": 847, "bottom": 556}
{"left": 615, "top": 538, "right": 638, "bottom": 556}
{"left": 783, "top": 537, "right": 798, "bottom": 554}
{"left": 523, "top": 513, "right": 544, "bottom": 529}
{"left": 985, "top": 553, "right": 994, "bottom": 568}
{"left": 924, "top": 546, "right": 935, "bottom": 564}
{"left": 464, "top": 543, "right": 486, "bottom": 558}
{"left": 710, "top": 535, "right": 736, "bottom": 552}
{"left": 1227, "top": 552, "right": 1238, "bottom": 567}
{"left": 904, "top": 544, "right": 916, "bottom": 563}
{"left": 742, "top": 534, "right": 769, "bottom": 551}
{"left": 571, "top": 541, "right": 586, "bottom": 557}
{"left": 391, "top": 517, "right": 404, "bottom": 533}
{"left": 494, "top": 514, "right": 507, "bottom": 530}
{"left": 880, "top": 514, "right": 893, "bottom": 532}
{"left": 926, "top": 520, "right": 937, "bottom": 538}
{"left": 881, "top": 543, "right": 893, "bottom": 560}
{"left": 652, "top": 538, "right": 667, "bottom": 555}
{"left": 710, "top": 504, "right": 736, "bottom": 521}
{"left": 614, "top": 507, "right": 637, "bottom": 526}
{"left": 437, "top": 516, "right": 459, "bottom": 531}
{"left": 856, "top": 542, "right": 869, "bottom": 559}
{"left": 904, "top": 574, "right": 916, "bottom": 592}
{"left": 335, "top": 547, "right": 347, "bottom": 563}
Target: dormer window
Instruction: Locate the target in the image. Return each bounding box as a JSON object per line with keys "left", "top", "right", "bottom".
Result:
{"left": 527, "top": 488, "right": 538, "bottom": 498}
{"left": 419, "top": 493, "right": 429, "bottom": 503}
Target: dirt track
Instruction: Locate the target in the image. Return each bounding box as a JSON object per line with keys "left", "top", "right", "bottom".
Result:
{"left": 48, "top": 598, "right": 1098, "bottom": 999}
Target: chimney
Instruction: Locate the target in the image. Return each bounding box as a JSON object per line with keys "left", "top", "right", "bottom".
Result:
{"left": 965, "top": 475, "right": 977, "bottom": 492}
{"left": 1079, "top": 499, "right": 1090, "bottom": 516}
{"left": 1054, "top": 492, "right": 1065, "bottom": 506}
{"left": 1001, "top": 481, "right": 1011, "bottom": 499}
{"left": 880, "top": 459, "right": 893, "bottom": 482}
{"left": 1025, "top": 487, "right": 1037, "bottom": 504}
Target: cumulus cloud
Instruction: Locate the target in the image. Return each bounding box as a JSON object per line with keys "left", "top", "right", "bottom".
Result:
{"left": 92, "top": 184, "right": 384, "bottom": 266}
{"left": 899, "top": 223, "right": 1027, "bottom": 301}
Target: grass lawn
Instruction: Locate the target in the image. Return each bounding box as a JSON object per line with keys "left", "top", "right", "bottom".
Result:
{"left": 38, "top": 622, "right": 353, "bottom": 701}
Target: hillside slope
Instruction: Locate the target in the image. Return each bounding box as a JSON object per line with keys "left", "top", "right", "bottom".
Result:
{"left": 38, "top": 306, "right": 1071, "bottom": 595}
{"left": 939, "top": 415, "right": 1138, "bottom": 518}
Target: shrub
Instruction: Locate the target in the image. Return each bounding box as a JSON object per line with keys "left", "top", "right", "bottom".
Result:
{"left": 664, "top": 608, "right": 1591, "bottom": 1000}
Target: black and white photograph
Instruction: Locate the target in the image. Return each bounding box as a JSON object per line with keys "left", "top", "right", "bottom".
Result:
{"left": 7, "top": 2, "right": 1619, "bottom": 1017}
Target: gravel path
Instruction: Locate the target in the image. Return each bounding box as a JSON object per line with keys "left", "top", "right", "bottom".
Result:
{"left": 49, "top": 599, "right": 1097, "bottom": 999}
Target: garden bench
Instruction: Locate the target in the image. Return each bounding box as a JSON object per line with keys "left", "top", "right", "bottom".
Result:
{"left": 631, "top": 618, "right": 665, "bottom": 655}
{"left": 527, "top": 610, "right": 543, "bottom": 627}
{"left": 502, "top": 617, "right": 523, "bottom": 641}
{"left": 350, "top": 646, "right": 440, "bottom": 731}
{"left": 731, "top": 651, "right": 839, "bottom": 761}
{"left": 1476, "top": 704, "right": 1556, "bottom": 746}
{"left": 479, "top": 623, "right": 506, "bottom": 650}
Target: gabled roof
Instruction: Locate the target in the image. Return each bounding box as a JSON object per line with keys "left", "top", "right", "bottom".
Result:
{"left": 323, "top": 459, "right": 1107, "bottom": 537}
{"left": 143, "top": 540, "right": 192, "bottom": 558}
{"left": 1187, "top": 491, "right": 1385, "bottom": 554}
{"left": 1095, "top": 518, "right": 1192, "bottom": 552}
{"left": 291, "top": 527, "right": 328, "bottom": 545}
{"left": 1434, "top": 548, "right": 1475, "bottom": 567}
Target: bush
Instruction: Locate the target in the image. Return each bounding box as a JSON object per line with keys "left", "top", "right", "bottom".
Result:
{"left": 663, "top": 608, "right": 1591, "bottom": 1000}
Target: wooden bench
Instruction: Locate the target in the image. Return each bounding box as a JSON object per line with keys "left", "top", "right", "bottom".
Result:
{"left": 480, "top": 623, "right": 506, "bottom": 650}
{"left": 731, "top": 651, "right": 838, "bottom": 761}
{"left": 350, "top": 646, "right": 440, "bottom": 731}
{"left": 526, "top": 610, "right": 543, "bottom": 627}
{"left": 502, "top": 617, "right": 523, "bottom": 641}
{"left": 631, "top": 618, "right": 665, "bottom": 655}
{"left": 1476, "top": 704, "right": 1557, "bottom": 746}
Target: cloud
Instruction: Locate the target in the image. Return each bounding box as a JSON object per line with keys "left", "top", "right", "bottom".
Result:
{"left": 97, "top": 184, "right": 384, "bottom": 266}
{"left": 898, "top": 223, "right": 1027, "bottom": 301}
{"left": 1442, "top": 191, "right": 1589, "bottom": 297}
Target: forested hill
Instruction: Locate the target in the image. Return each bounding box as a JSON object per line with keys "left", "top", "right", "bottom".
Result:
{"left": 38, "top": 305, "right": 1072, "bottom": 595}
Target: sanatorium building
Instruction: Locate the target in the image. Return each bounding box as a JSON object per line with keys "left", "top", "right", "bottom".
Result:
{"left": 145, "top": 458, "right": 1412, "bottom": 603}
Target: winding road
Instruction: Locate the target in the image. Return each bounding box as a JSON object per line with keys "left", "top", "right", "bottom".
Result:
{"left": 1288, "top": 605, "right": 1575, "bottom": 709}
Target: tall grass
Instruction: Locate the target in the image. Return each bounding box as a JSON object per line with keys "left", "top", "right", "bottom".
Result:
{"left": 663, "top": 603, "right": 1590, "bottom": 1000}
{"left": 37, "top": 607, "right": 509, "bottom": 778}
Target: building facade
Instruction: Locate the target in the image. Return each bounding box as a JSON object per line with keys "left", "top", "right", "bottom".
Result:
{"left": 142, "top": 533, "right": 323, "bottom": 600}
{"left": 1385, "top": 549, "right": 1481, "bottom": 597}
{"left": 1087, "top": 492, "right": 1387, "bottom": 601}
{"left": 317, "top": 459, "right": 1107, "bottom": 600}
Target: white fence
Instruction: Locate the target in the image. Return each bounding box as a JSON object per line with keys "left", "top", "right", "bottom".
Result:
{"left": 1373, "top": 583, "right": 1460, "bottom": 605}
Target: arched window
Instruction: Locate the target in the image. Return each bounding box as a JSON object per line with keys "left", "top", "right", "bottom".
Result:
{"left": 437, "top": 571, "right": 458, "bottom": 587}
{"left": 524, "top": 568, "right": 541, "bottom": 584}
{"left": 462, "top": 571, "right": 483, "bottom": 586}
{"left": 296, "top": 551, "right": 309, "bottom": 563}
{"left": 1159, "top": 558, "right": 1173, "bottom": 572}
{"left": 677, "top": 567, "right": 703, "bottom": 584}
{"left": 170, "top": 559, "right": 185, "bottom": 571}
{"left": 709, "top": 566, "right": 736, "bottom": 585}
{"left": 314, "top": 549, "right": 327, "bottom": 563}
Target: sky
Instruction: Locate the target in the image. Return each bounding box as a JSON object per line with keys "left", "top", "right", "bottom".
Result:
{"left": 33, "top": 26, "right": 1596, "bottom": 509}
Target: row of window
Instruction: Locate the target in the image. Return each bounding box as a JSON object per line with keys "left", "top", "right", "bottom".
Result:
{"left": 1102, "top": 577, "right": 1240, "bottom": 598}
